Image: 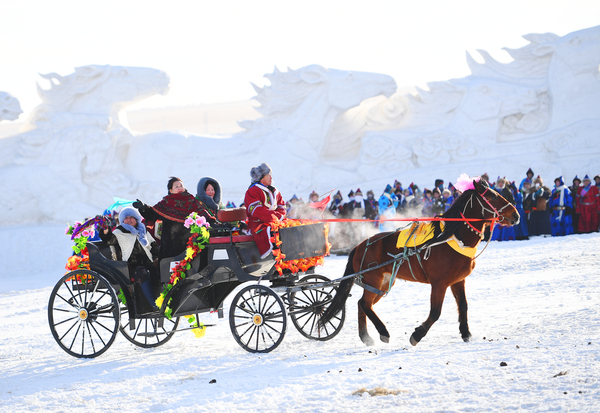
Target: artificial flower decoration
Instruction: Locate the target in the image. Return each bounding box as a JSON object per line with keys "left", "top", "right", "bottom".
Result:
{"left": 64, "top": 221, "right": 93, "bottom": 276}
{"left": 155, "top": 212, "right": 211, "bottom": 336}
{"left": 269, "top": 219, "right": 331, "bottom": 275}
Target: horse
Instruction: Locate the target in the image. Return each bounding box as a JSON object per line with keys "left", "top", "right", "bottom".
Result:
{"left": 319, "top": 178, "right": 520, "bottom": 347}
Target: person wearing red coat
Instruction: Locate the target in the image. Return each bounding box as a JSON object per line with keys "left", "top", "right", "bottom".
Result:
{"left": 577, "top": 175, "right": 600, "bottom": 233}
{"left": 244, "top": 163, "right": 286, "bottom": 258}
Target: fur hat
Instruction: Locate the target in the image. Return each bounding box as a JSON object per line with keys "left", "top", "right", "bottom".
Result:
{"left": 333, "top": 191, "right": 342, "bottom": 201}
{"left": 583, "top": 174, "right": 591, "bottom": 182}
{"left": 573, "top": 175, "right": 581, "bottom": 183}
{"left": 534, "top": 175, "right": 544, "bottom": 185}
{"left": 526, "top": 168, "right": 534, "bottom": 176}
{"left": 348, "top": 190, "right": 355, "bottom": 197}
{"left": 119, "top": 207, "right": 143, "bottom": 226}
{"left": 250, "top": 163, "right": 272, "bottom": 184}
{"left": 355, "top": 188, "right": 363, "bottom": 196}
{"left": 309, "top": 191, "right": 319, "bottom": 199}
{"left": 554, "top": 176, "right": 564, "bottom": 186}
{"left": 481, "top": 173, "right": 489, "bottom": 182}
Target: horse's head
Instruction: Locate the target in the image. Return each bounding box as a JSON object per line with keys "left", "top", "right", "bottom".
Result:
{"left": 247, "top": 65, "right": 396, "bottom": 119}
{"left": 28, "top": 65, "right": 170, "bottom": 128}
{"left": 321, "top": 67, "right": 397, "bottom": 110}
{"left": 0, "top": 91, "right": 23, "bottom": 122}
{"left": 473, "top": 179, "right": 520, "bottom": 226}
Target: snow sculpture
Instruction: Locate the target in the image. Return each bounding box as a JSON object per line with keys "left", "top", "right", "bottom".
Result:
{"left": 0, "top": 91, "right": 22, "bottom": 121}
{"left": 349, "top": 25, "right": 600, "bottom": 182}
{"left": 128, "top": 65, "right": 397, "bottom": 198}
{"left": 0, "top": 65, "right": 170, "bottom": 225}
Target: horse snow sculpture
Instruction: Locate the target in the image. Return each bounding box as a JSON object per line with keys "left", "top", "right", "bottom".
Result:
{"left": 0, "top": 65, "right": 170, "bottom": 225}
{"left": 0, "top": 91, "right": 22, "bottom": 122}
{"left": 128, "top": 65, "right": 397, "bottom": 197}
{"left": 349, "top": 25, "right": 600, "bottom": 182}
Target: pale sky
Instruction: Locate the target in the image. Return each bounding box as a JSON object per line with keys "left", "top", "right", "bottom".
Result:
{"left": 2, "top": 0, "right": 599, "bottom": 115}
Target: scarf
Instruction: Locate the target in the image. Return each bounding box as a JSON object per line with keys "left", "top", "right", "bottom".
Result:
{"left": 152, "top": 191, "right": 202, "bottom": 223}
{"left": 555, "top": 184, "right": 566, "bottom": 220}
{"left": 121, "top": 222, "right": 148, "bottom": 246}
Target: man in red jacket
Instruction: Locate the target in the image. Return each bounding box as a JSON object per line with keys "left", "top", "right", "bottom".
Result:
{"left": 244, "top": 163, "right": 286, "bottom": 258}
{"left": 577, "top": 175, "right": 600, "bottom": 233}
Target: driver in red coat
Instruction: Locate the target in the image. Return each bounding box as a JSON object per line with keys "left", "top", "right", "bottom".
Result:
{"left": 244, "top": 163, "right": 286, "bottom": 258}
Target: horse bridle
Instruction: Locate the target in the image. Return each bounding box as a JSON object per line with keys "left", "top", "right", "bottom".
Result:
{"left": 461, "top": 187, "right": 510, "bottom": 236}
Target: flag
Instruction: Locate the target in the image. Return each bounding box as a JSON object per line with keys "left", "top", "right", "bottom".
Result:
{"left": 308, "top": 195, "right": 331, "bottom": 211}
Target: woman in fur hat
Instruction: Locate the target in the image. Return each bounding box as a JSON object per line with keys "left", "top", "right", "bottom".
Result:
{"left": 244, "top": 163, "right": 286, "bottom": 259}
{"left": 196, "top": 176, "right": 223, "bottom": 225}
{"left": 133, "top": 177, "right": 206, "bottom": 261}
{"left": 99, "top": 207, "right": 159, "bottom": 310}
{"left": 576, "top": 175, "right": 600, "bottom": 233}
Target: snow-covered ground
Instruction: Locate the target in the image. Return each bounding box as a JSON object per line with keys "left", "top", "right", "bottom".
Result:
{"left": 1, "top": 226, "right": 599, "bottom": 412}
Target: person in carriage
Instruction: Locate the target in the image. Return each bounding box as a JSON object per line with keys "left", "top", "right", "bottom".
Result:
{"left": 99, "top": 207, "right": 159, "bottom": 309}
{"left": 244, "top": 163, "right": 286, "bottom": 259}
{"left": 133, "top": 177, "right": 209, "bottom": 261}
{"left": 196, "top": 176, "right": 223, "bottom": 225}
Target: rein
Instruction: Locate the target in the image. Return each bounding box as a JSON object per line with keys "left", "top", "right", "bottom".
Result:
{"left": 352, "top": 187, "right": 509, "bottom": 295}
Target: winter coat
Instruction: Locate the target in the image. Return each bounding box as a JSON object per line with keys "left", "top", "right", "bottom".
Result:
{"left": 244, "top": 183, "right": 286, "bottom": 257}
{"left": 576, "top": 184, "right": 600, "bottom": 233}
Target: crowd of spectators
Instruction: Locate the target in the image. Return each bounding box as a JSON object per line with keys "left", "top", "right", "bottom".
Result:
{"left": 283, "top": 170, "right": 600, "bottom": 249}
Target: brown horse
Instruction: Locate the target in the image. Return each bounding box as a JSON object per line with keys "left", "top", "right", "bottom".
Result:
{"left": 319, "top": 179, "right": 520, "bottom": 346}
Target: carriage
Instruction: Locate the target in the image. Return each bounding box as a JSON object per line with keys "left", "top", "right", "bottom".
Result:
{"left": 48, "top": 208, "right": 346, "bottom": 358}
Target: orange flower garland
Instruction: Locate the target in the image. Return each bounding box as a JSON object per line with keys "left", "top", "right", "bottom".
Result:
{"left": 270, "top": 219, "right": 331, "bottom": 275}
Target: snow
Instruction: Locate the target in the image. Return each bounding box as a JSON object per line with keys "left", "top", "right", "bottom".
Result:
{"left": 1, "top": 225, "right": 599, "bottom": 412}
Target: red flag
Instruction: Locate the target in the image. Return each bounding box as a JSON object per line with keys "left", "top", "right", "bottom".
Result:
{"left": 308, "top": 195, "right": 331, "bottom": 211}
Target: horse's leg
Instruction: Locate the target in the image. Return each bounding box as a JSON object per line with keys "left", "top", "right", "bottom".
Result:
{"left": 359, "top": 289, "right": 391, "bottom": 344}
{"left": 451, "top": 280, "right": 472, "bottom": 342}
{"left": 357, "top": 291, "right": 374, "bottom": 346}
{"left": 410, "top": 282, "right": 448, "bottom": 346}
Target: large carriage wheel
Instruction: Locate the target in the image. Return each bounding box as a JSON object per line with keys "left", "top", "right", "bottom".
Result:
{"left": 290, "top": 274, "right": 346, "bottom": 341}
{"left": 119, "top": 307, "right": 180, "bottom": 348}
{"left": 229, "top": 284, "right": 287, "bottom": 353}
{"left": 48, "top": 270, "right": 120, "bottom": 358}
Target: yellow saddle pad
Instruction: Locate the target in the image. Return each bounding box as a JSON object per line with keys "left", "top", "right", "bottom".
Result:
{"left": 396, "top": 222, "right": 436, "bottom": 249}
{"left": 396, "top": 221, "right": 478, "bottom": 258}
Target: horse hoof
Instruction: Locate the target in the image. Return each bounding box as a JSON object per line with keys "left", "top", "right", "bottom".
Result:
{"left": 409, "top": 335, "right": 419, "bottom": 346}
{"left": 462, "top": 334, "right": 472, "bottom": 343}
{"left": 361, "top": 335, "right": 375, "bottom": 346}
{"left": 380, "top": 335, "right": 390, "bottom": 344}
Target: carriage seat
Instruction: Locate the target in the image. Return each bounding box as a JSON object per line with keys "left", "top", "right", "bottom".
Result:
{"left": 209, "top": 234, "right": 254, "bottom": 244}
{"left": 217, "top": 207, "right": 247, "bottom": 223}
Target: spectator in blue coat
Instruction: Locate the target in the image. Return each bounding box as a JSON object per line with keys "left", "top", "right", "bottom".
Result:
{"left": 549, "top": 176, "right": 574, "bottom": 236}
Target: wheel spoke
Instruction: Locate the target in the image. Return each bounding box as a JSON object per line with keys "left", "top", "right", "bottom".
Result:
{"left": 53, "top": 315, "right": 79, "bottom": 327}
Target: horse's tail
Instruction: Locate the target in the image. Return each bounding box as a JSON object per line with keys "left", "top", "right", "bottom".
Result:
{"left": 318, "top": 247, "right": 356, "bottom": 329}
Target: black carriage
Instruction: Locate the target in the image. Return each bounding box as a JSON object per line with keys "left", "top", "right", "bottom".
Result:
{"left": 48, "top": 209, "right": 346, "bottom": 358}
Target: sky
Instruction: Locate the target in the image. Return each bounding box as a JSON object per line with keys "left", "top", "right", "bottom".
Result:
{"left": 2, "top": 0, "right": 600, "bottom": 115}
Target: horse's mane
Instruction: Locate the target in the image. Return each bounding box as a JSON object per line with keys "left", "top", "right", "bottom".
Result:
{"left": 248, "top": 65, "right": 325, "bottom": 119}
{"left": 36, "top": 65, "right": 111, "bottom": 109}
{"left": 421, "top": 189, "right": 478, "bottom": 248}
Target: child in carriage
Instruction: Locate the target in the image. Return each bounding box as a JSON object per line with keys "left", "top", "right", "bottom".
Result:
{"left": 99, "top": 207, "right": 159, "bottom": 309}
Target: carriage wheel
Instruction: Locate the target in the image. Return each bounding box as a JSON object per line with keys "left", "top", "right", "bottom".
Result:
{"left": 48, "top": 270, "right": 120, "bottom": 358}
{"left": 290, "top": 274, "right": 346, "bottom": 341}
{"left": 119, "top": 307, "right": 180, "bottom": 348}
{"left": 229, "top": 284, "right": 287, "bottom": 353}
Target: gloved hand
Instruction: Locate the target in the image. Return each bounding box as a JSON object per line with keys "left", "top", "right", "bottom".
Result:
{"left": 94, "top": 215, "right": 109, "bottom": 230}
{"left": 132, "top": 199, "right": 144, "bottom": 210}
